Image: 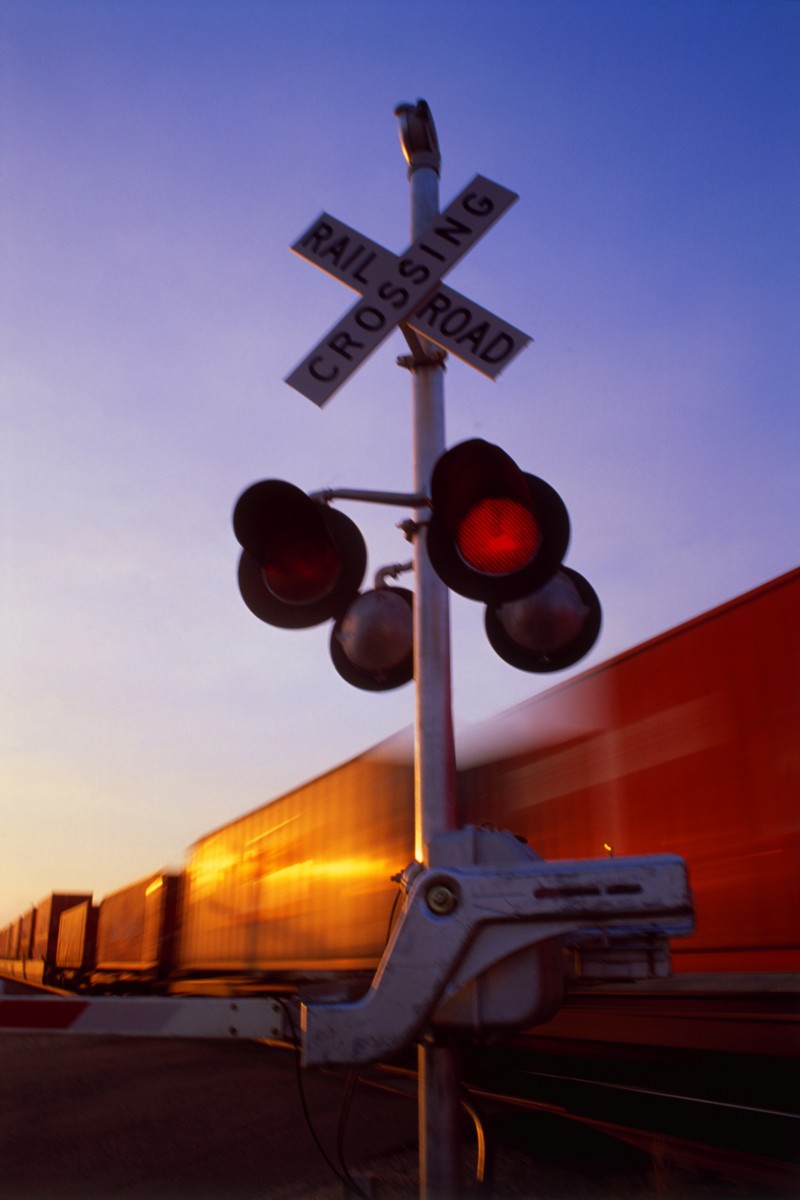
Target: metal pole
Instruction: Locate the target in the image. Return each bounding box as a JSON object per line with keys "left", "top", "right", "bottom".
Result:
{"left": 395, "top": 100, "right": 461, "bottom": 1200}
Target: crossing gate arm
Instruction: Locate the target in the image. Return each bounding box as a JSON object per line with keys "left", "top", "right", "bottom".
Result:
{"left": 0, "top": 992, "right": 295, "bottom": 1044}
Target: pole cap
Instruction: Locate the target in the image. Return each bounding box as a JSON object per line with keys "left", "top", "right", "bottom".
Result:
{"left": 395, "top": 99, "right": 441, "bottom": 177}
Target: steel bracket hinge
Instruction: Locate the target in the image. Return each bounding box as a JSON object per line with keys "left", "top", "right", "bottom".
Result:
{"left": 301, "top": 827, "right": 694, "bottom": 1067}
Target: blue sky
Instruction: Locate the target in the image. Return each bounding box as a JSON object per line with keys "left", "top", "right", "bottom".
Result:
{"left": 2, "top": 0, "right": 798, "bottom": 920}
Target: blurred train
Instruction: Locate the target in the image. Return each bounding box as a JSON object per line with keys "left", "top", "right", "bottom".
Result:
{"left": 2, "top": 567, "right": 798, "bottom": 999}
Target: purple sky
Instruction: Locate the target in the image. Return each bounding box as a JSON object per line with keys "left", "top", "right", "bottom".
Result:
{"left": 2, "top": 0, "right": 798, "bottom": 920}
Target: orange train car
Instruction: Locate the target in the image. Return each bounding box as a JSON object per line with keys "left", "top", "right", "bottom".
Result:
{"left": 175, "top": 747, "right": 414, "bottom": 981}
{"left": 459, "top": 566, "right": 800, "bottom": 974}
{"left": 54, "top": 899, "right": 99, "bottom": 989}
{"left": 92, "top": 872, "right": 181, "bottom": 991}
{"left": 173, "top": 567, "right": 798, "bottom": 986}
{"left": 0, "top": 894, "right": 90, "bottom": 986}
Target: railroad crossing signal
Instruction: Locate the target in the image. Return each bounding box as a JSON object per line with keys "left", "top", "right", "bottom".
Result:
{"left": 237, "top": 146, "right": 601, "bottom": 684}
{"left": 233, "top": 437, "right": 601, "bottom": 682}
{"left": 485, "top": 565, "right": 602, "bottom": 673}
{"left": 233, "top": 481, "right": 367, "bottom": 629}
{"left": 426, "top": 438, "right": 601, "bottom": 672}
{"left": 426, "top": 438, "right": 570, "bottom": 603}
{"left": 285, "top": 174, "right": 531, "bottom": 405}
{"left": 233, "top": 480, "right": 415, "bottom": 690}
{"left": 2, "top": 105, "right": 691, "bottom": 1200}
{"left": 330, "top": 585, "right": 414, "bottom": 691}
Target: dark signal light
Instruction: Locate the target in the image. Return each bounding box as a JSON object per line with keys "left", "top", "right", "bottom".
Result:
{"left": 330, "top": 586, "right": 414, "bottom": 691}
{"left": 233, "top": 480, "right": 366, "bottom": 629}
{"left": 485, "top": 567, "right": 601, "bottom": 673}
{"left": 427, "top": 439, "right": 569, "bottom": 603}
{"left": 261, "top": 527, "right": 341, "bottom": 605}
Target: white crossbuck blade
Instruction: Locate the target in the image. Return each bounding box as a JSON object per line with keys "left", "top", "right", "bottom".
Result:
{"left": 290, "top": 211, "right": 531, "bottom": 388}
{"left": 285, "top": 175, "right": 532, "bottom": 405}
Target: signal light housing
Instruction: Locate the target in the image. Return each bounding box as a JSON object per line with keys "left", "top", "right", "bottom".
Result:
{"left": 485, "top": 567, "right": 601, "bottom": 672}
{"left": 330, "top": 587, "right": 414, "bottom": 691}
{"left": 234, "top": 480, "right": 367, "bottom": 629}
{"left": 426, "top": 439, "right": 569, "bottom": 603}
{"left": 232, "top": 445, "right": 601, "bottom": 686}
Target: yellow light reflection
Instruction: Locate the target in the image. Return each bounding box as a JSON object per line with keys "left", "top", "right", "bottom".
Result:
{"left": 259, "top": 855, "right": 396, "bottom": 884}
{"left": 190, "top": 850, "right": 238, "bottom": 891}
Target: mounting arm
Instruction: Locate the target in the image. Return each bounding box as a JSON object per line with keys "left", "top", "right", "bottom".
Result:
{"left": 302, "top": 827, "right": 693, "bottom": 1066}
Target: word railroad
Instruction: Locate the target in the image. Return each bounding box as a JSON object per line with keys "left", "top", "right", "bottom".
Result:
{"left": 285, "top": 175, "right": 532, "bottom": 406}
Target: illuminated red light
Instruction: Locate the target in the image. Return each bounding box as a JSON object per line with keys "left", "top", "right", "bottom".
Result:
{"left": 456, "top": 498, "right": 541, "bottom": 575}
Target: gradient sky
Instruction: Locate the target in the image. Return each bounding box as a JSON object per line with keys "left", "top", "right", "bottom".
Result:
{"left": 2, "top": 0, "right": 798, "bottom": 922}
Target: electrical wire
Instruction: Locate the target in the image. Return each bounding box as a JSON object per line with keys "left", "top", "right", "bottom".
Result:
{"left": 461, "top": 1091, "right": 493, "bottom": 1194}
{"left": 337, "top": 1068, "right": 370, "bottom": 1198}
{"left": 385, "top": 886, "right": 402, "bottom": 944}
{"left": 274, "top": 885, "right": 406, "bottom": 1199}
{"left": 275, "top": 997, "right": 370, "bottom": 1199}
{"left": 333, "top": 887, "right": 405, "bottom": 1194}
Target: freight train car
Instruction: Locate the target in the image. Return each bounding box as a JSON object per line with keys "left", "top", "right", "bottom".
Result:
{"left": 0, "top": 922, "right": 14, "bottom": 962}
{"left": 18, "top": 907, "right": 36, "bottom": 964}
{"left": 92, "top": 872, "right": 181, "bottom": 991}
{"left": 54, "top": 899, "right": 99, "bottom": 989}
{"left": 28, "top": 893, "right": 94, "bottom": 986}
{"left": 172, "top": 569, "right": 798, "bottom": 990}
{"left": 0, "top": 894, "right": 91, "bottom": 986}
{"left": 173, "top": 738, "right": 415, "bottom": 987}
{"left": 459, "top": 567, "right": 800, "bottom": 974}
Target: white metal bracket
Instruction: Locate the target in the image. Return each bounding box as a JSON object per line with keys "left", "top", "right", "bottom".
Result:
{"left": 301, "top": 827, "right": 693, "bottom": 1066}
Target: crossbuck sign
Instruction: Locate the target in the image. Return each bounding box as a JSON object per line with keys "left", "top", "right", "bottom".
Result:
{"left": 285, "top": 175, "right": 532, "bottom": 406}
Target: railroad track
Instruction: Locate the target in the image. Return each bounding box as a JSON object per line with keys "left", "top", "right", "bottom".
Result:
{"left": 467, "top": 1056, "right": 797, "bottom": 1190}
{"left": 328, "top": 983, "right": 800, "bottom": 1196}
{"left": 336, "top": 1052, "right": 799, "bottom": 1197}
{"left": 458, "top": 986, "right": 799, "bottom": 1193}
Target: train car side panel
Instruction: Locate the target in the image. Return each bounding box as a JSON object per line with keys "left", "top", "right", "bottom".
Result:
{"left": 27, "top": 893, "right": 93, "bottom": 985}
{"left": 95, "top": 872, "right": 180, "bottom": 984}
{"left": 0, "top": 911, "right": 37, "bottom": 983}
{"left": 460, "top": 569, "right": 800, "bottom": 973}
{"left": 19, "top": 908, "right": 37, "bottom": 961}
{"left": 177, "top": 750, "right": 414, "bottom": 976}
{"left": 56, "top": 901, "right": 99, "bottom": 984}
